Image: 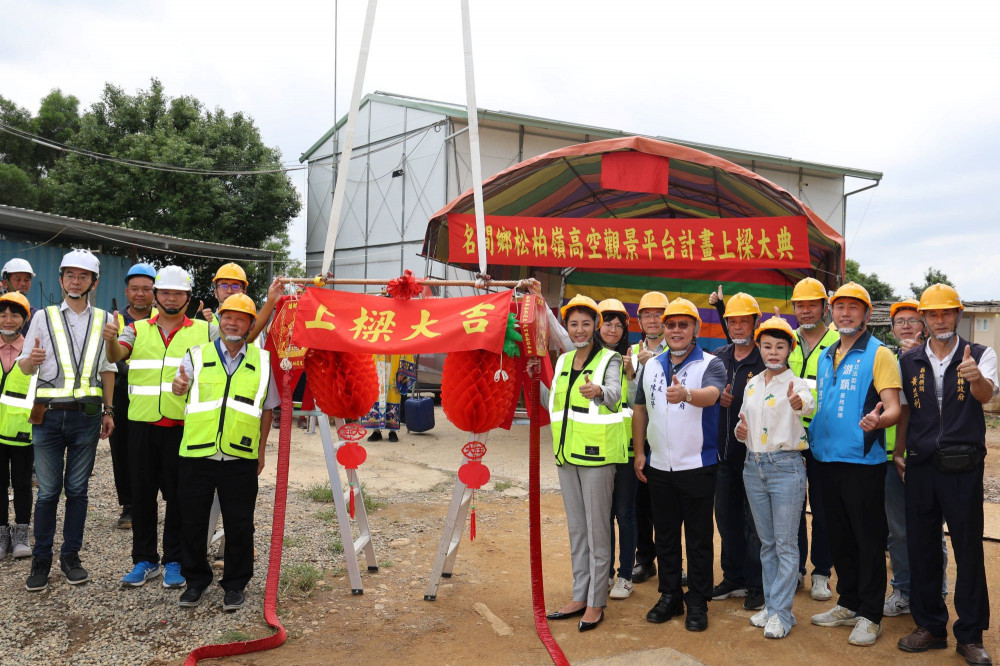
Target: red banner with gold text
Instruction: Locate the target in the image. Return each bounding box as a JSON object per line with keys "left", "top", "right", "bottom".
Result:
{"left": 448, "top": 213, "right": 810, "bottom": 270}
{"left": 291, "top": 288, "right": 512, "bottom": 354}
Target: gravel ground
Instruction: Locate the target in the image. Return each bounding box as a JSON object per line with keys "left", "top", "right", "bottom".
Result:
{"left": 0, "top": 437, "right": 438, "bottom": 666}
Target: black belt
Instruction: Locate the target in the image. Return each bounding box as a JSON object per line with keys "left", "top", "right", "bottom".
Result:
{"left": 43, "top": 402, "right": 92, "bottom": 412}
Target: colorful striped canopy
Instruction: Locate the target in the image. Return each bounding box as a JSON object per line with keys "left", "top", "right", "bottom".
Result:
{"left": 421, "top": 137, "right": 844, "bottom": 349}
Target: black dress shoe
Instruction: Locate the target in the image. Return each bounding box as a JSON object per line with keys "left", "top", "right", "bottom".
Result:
{"left": 579, "top": 610, "right": 604, "bottom": 632}
{"left": 546, "top": 607, "right": 586, "bottom": 620}
{"left": 646, "top": 594, "right": 684, "bottom": 623}
{"left": 632, "top": 562, "right": 656, "bottom": 583}
{"left": 367, "top": 430, "right": 383, "bottom": 442}
{"left": 685, "top": 605, "right": 708, "bottom": 632}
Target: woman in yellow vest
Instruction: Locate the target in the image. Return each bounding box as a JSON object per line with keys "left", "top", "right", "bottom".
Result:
{"left": 171, "top": 293, "right": 279, "bottom": 612}
{"left": 0, "top": 292, "right": 37, "bottom": 559}
{"left": 363, "top": 354, "right": 416, "bottom": 442}
{"left": 543, "top": 295, "right": 627, "bottom": 632}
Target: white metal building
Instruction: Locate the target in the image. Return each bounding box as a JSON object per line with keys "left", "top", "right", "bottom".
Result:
{"left": 300, "top": 91, "right": 882, "bottom": 292}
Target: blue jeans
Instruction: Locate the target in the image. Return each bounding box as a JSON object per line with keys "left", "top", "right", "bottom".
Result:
{"left": 608, "top": 460, "right": 638, "bottom": 580}
{"left": 744, "top": 450, "right": 806, "bottom": 631}
{"left": 716, "top": 458, "right": 762, "bottom": 589}
{"left": 885, "top": 465, "right": 949, "bottom": 597}
{"left": 32, "top": 410, "right": 101, "bottom": 559}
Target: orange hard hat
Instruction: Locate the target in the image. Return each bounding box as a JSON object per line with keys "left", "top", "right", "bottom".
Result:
{"left": 560, "top": 294, "right": 602, "bottom": 327}
{"left": 218, "top": 293, "right": 257, "bottom": 319}
{"left": 724, "top": 292, "right": 761, "bottom": 319}
{"left": 754, "top": 316, "right": 798, "bottom": 350}
{"left": 0, "top": 292, "right": 31, "bottom": 321}
{"left": 918, "top": 284, "right": 963, "bottom": 312}
{"left": 661, "top": 298, "right": 701, "bottom": 324}
{"left": 597, "top": 298, "right": 629, "bottom": 318}
{"left": 830, "top": 282, "right": 872, "bottom": 309}
{"left": 213, "top": 262, "right": 248, "bottom": 286}
{"left": 791, "top": 277, "right": 828, "bottom": 303}
{"left": 890, "top": 298, "right": 921, "bottom": 320}
{"left": 637, "top": 291, "right": 669, "bottom": 313}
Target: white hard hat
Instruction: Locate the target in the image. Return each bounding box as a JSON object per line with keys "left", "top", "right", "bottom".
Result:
{"left": 2, "top": 258, "right": 35, "bottom": 278}
{"left": 60, "top": 249, "right": 100, "bottom": 277}
{"left": 154, "top": 265, "right": 193, "bottom": 291}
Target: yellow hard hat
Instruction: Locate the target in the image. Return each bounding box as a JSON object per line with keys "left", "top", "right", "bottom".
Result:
{"left": 637, "top": 291, "right": 669, "bottom": 313}
{"left": 791, "top": 277, "right": 828, "bottom": 302}
{"left": 597, "top": 298, "right": 629, "bottom": 318}
{"left": 723, "top": 292, "right": 761, "bottom": 319}
{"left": 218, "top": 293, "right": 258, "bottom": 319}
{"left": 918, "top": 283, "right": 963, "bottom": 312}
{"left": 0, "top": 292, "right": 31, "bottom": 321}
{"left": 830, "top": 281, "right": 872, "bottom": 309}
{"left": 560, "top": 294, "right": 602, "bottom": 327}
{"left": 890, "top": 298, "right": 921, "bottom": 320}
{"left": 754, "top": 316, "right": 797, "bottom": 350}
{"left": 213, "top": 262, "right": 248, "bottom": 286}
{"left": 661, "top": 298, "right": 701, "bottom": 324}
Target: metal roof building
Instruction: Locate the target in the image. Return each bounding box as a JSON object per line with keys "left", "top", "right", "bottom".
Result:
{"left": 300, "top": 91, "right": 883, "bottom": 289}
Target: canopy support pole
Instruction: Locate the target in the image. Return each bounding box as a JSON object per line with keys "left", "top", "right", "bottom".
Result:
{"left": 460, "top": 0, "right": 488, "bottom": 275}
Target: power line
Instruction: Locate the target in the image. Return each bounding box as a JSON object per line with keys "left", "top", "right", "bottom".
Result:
{"left": 0, "top": 121, "right": 306, "bottom": 176}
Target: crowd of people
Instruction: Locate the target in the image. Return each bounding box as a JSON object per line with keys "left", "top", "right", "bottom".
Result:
{"left": 540, "top": 277, "right": 995, "bottom": 665}
{"left": 0, "top": 252, "right": 283, "bottom": 612}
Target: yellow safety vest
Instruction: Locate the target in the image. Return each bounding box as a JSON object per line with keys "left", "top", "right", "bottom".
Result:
{"left": 549, "top": 346, "right": 626, "bottom": 466}
{"left": 179, "top": 341, "right": 271, "bottom": 460}
{"left": 35, "top": 305, "right": 106, "bottom": 403}
{"left": 127, "top": 318, "right": 210, "bottom": 421}
{"left": 788, "top": 327, "right": 839, "bottom": 426}
{"left": 116, "top": 308, "right": 158, "bottom": 335}
{"left": 0, "top": 361, "right": 37, "bottom": 446}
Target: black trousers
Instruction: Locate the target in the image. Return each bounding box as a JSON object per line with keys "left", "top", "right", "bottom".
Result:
{"left": 635, "top": 441, "right": 656, "bottom": 567}
{"left": 715, "top": 457, "right": 762, "bottom": 589}
{"left": 108, "top": 385, "right": 132, "bottom": 508}
{"left": 797, "top": 449, "right": 832, "bottom": 577}
{"left": 646, "top": 464, "right": 717, "bottom": 607}
{"left": 906, "top": 461, "right": 990, "bottom": 643}
{"left": 179, "top": 457, "right": 258, "bottom": 592}
{"left": 818, "top": 461, "right": 887, "bottom": 623}
{"left": 0, "top": 443, "right": 33, "bottom": 525}
{"left": 129, "top": 423, "right": 183, "bottom": 564}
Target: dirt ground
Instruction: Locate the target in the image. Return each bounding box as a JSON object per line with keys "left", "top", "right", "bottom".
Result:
{"left": 201, "top": 413, "right": 1000, "bottom": 665}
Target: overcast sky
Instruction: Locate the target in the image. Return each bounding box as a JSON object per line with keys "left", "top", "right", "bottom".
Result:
{"left": 3, "top": 0, "right": 998, "bottom": 297}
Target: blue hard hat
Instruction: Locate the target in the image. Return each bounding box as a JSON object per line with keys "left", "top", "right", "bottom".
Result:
{"left": 125, "top": 263, "right": 157, "bottom": 282}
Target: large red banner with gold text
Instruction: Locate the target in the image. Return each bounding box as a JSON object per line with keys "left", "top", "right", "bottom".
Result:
{"left": 448, "top": 213, "right": 810, "bottom": 270}
{"left": 291, "top": 288, "right": 512, "bottom": 354}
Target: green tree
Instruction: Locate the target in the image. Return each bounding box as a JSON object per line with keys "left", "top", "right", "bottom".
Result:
{"left": 845, "top": 258, "right": 897, "bottom": 301}
{"left": 44, "top": 79, "right": 301, "bottom": 298}
{"left": 265, "top": 230, "right": 306, "bottom": 279}
{"left": 909, "top": 267, "right": 953, "bottom": 299}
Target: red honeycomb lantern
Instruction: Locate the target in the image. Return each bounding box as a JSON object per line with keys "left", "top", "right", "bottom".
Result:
{"left": 441, "top": 350, "right": 517, "bottom": 433}
{"left": 305, "top": 350, "right": 379, "bottom": 420}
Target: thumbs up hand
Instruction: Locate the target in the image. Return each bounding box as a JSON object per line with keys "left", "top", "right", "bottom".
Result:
{"left": 666, "top": 375, "right": 687, "bottom": 404}
{"left": 708, "top": 285, "right": 724, "bottom": 305}
{"left": 787, "top": 381, "right": 803, "bottom": 411}
{"left": 720, "top": 383, "right": 734, "bottom": 408}
{"left": 172, "top": 364, "right": 190, "bottom": 396}
{"left": 957, "top": 345, "right": 981, "bottom": 382}
{"left": 860, "top": 401, "right": 883, "bottom": 432}
{"left": 735, "top": 412, "right": 749, "bottom": 442}
{"left": 198, "top": 300, "right": 214, "bottom": 322}
{"left": 28, "top": 337, "right": 46, "bottom": 367}
{"left": 102, "top": 311, "right": 120, "bottom": 342}
{"left": 578, "top": 371, "right": 603, "bottom": 400}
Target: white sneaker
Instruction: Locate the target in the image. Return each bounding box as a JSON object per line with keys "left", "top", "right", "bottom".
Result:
{"left": 764, "top": 614, "right": 788, "bottom": 639}
{"left": 811, "top": 604, "right": 859, "bottom": 627}
{"left": 883, "top": 588, "right": 910, "bottom": 617}
{"left": 609, "top": 577, "right": 633, "bottom": 600}
{"left": 750, "top": 607, "right": 769, "bottom": 628}
{"left": 811, "top": 574, "right": 833, "bottom": 601}
{"left": 848, "top": 617, "right": 881, "bottom": 646}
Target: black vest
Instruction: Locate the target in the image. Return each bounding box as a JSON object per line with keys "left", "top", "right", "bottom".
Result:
{"left": 898, "top": 337, "right": 987, "bottom": 466}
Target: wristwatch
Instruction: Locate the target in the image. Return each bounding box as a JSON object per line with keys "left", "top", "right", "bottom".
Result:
{"left": 102, "top": 406, "right": 115, "bottom": 417}
{"left": 684, "top": 388, "right": 693, "bottom": 403}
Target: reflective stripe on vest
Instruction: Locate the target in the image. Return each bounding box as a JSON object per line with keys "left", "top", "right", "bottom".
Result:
{"left": 127, "top": 319, "right": 209, "bottom": 421}
{"left": 35, "top": 305, "right": 105, "bottom": 401}
{"left": 548, "top": 347, "right": 626, "bottom": 466}
{"left": 179, "top": 342, "right": 270, "bottom": 459}
{"left": 0, "top": 363, "right": 37, "bottom": 446}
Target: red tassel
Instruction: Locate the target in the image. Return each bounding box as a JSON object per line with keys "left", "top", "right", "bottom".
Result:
{"left": 349, "top": 483, "right": 356, "bottom": 519}
{"left": 470, "top": 501, "right": 476, "bottom": 542}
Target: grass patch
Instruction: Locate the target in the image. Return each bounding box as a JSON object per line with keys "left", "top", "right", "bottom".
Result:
{"left": 218, "top": 630, "right": 254, "bottom": 643}
{"left": 303, "top": 483, "right": 334, "bottom": 503}
{"left": 380, "top": 559, "right": 393, "bottom": 568}
{"left": 986, "top": 414, "right": 1000, "bottom": 430}
{"left": 316, "top": 509, "right": 338, "bottom": 525}
{"left": 493, "top": 480, "right": 514, "bottom": 492}
{"left": 329, "top": 536, "right": 344, "bottom": 555}
{"left": 360, "top": 482, "right": 387, "bottom": 512}
{"left": 283, "top": 535, "right": 304, "bottom": 548}
{"left": 280, "top": 562, "right": 323, "bottom": 596}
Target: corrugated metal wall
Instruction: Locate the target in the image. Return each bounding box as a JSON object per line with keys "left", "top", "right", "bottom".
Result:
{"left": 0, "top": 239, "right": 132, "bottom": 310}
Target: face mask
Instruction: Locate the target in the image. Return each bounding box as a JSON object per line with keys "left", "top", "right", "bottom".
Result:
{"left": 765, "top": 362, "right": 785, "bottom": 371}
{"left": 573, "top": 341, "right": 590, "bottom": 349}
{"left": 224, "top": 334, "right": 246, "bottom": 343}
{"left": 669, "top": 346, "right": 690, "bottom": 357}
{"left": 799, "top": 321, "right": 819, "bottom": 330}
{"left": 0, "top": 329, "right": 17, "bottom": 337}
{"left": 65, "top": 291, "right": 85, "bottom": 300}
{"left": 934, "top": 331, "right": 955, "bottom": 342}
{"left": 838, "top": 326, "right": 860, "bottom": 336}
{"left": 731, "top": 338, "right": 750, "bottom": 346}
{"left": 132, "top": 303, "right": 151, "bottom": 312}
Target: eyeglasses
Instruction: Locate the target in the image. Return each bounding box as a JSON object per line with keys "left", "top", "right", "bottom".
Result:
{"left": 663, "top": 320, "right": 692, "bottom": 331}
{"left": 62, "top": 272, "right": 92, "bottom": 283}
{"left": 216, "top": 283, "right": 244, "bottom": 293}
{"left": 602, "top": 322, "right": 625, "bottom": 331}
{"left": 894, "top": 318, "right": 922, "bottom": 327}
{"left": 639, "top": 312, "right": 662, "bottom": 321}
